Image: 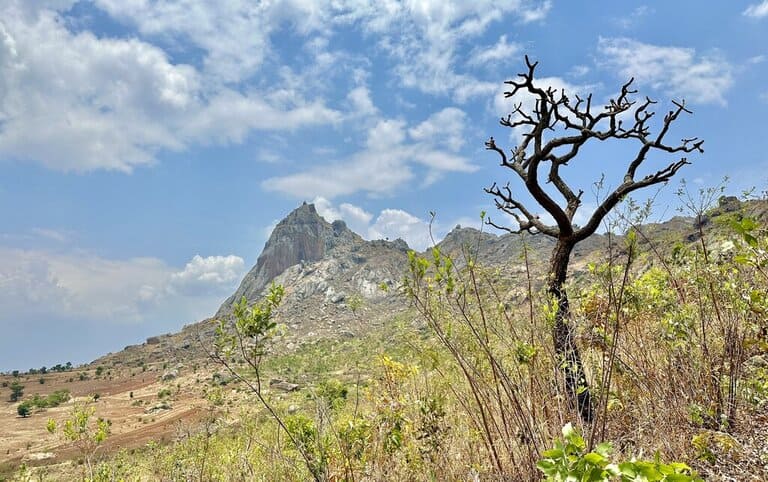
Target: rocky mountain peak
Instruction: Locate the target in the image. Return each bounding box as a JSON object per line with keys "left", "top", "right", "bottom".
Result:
{"left": 216, "top": 203, "right": 361, "bottom": 316}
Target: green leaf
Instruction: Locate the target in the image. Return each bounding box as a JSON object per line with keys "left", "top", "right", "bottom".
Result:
{"left": 542, "top": 448, "right": 564, "bottom": 459}
{"left": 595, "top": 442, "right": 612, "bottom": 456}
{"left": 745, "top": 233, "right": 759, "bottom": 248}
{"left": 536, "top": 459, "right": 556, "bottom": 473}
{"left": 619, "top": 462, "right": 637, "bottom": 478}
{"left": 583, "top": 452, "right": 606, "bottom": 466}
{"left": 665, "top": 474, "right": 693, "bottom": 482}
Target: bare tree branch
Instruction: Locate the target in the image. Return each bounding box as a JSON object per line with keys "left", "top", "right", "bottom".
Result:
{"left": 488, "top": 56, "right": 703, "bottom": 239}
{"left": 485, "top": 57, "right": 703, "bottom": 423}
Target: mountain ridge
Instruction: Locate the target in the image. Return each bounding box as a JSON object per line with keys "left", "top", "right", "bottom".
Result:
{"left": 92, "top": 195, "right": 761, "bottom": 370}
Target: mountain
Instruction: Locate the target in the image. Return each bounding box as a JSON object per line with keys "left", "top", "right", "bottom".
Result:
{"left": 216, "top": 202, "right": 364, "bottom": 317}
{"left": 95, "top": 196, "right": 758, "bottom": 370}
{"left": 213, "top": 202, "right": 413, "bottom": 335}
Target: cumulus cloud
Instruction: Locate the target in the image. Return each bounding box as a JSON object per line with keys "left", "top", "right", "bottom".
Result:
{"left": 597, "top": 37, "right": 734, "bottom": 105}
{"left": 0, "top": 248, "right": 244, "bottom": 324}
{"left": 169, "top": 255, "right": 245, "bottom": 294}
{"left": 93, "top": 0, "right": 336, "bottom": 83}
{"left": 309, "top": 198, "right": 483, "bottom": 251}
{"left": 467, "top": 35, "right": 521, "bottom": 68}
{"left": 364, "top": 0, "right": 549, "bottom": 101}
{"left": 313, "top": 196, "right": 374, "bottom": 235}
{"left": 347, "top": 86, "right": 378, "bottom": 117}
{"left": 93, "top": 0, "right": 548, "bottom": 104}
{"left": 409, "top": 107, "right": 467, "bottom": 151}
{"left": 0, "top": 1, "right": 547, "bottom": 173}
{"left": 0, "top": 2, "right": 340, "bottom": 172}
{"left": 743, "top": 1, "right": 768, "bottom": 18}
{"left": 264, "top": 109, "right": 477, "bottom": 198}
{"left": 368, "top": 209, "right": 434, "bottom": 250}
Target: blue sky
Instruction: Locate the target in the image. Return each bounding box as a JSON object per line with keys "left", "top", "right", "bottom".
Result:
{"left": 0, "top": 0, "right": 766, "bottom": 370}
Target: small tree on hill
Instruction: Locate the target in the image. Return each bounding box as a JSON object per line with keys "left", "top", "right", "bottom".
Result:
{"left": 17, "top": 401, "right": 31, "bottom": 418}
{"left": 484, "top": 56, "right": 703, "bottom": 422}
{"left": 47, "top": 402, "right": 111, "bottom": 479}
{"left": 9, "top": 381, "right": 24, "bottom": 402}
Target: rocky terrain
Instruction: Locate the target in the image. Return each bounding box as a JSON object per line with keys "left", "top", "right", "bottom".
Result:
{"left": 3, "top": 195, "right": 767, "bottom": 478}
{"left": 91, "top": 201, "right": 623, "bottom": 372}
{"left": 93, "top": 197, "right": 753, "bottom": 371}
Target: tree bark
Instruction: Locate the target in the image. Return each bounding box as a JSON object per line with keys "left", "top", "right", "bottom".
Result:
{"left": 548, "top": 237, "right": 593, "bottom": 422}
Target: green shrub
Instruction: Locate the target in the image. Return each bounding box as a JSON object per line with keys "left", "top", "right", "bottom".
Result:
{"left": 537, "top": 424, "right": 702, "bottom": 481}
{"left": 17, "top": 401, "right": 32, "bottom": 417}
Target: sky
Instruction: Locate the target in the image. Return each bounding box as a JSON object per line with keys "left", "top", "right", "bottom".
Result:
{"left": 0, "top": 0, "right": 766, "bottom": 371}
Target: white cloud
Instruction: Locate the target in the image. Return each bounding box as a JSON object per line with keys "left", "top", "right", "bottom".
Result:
{"left": 0, "top": 1, "right": 549, "bottom": 173}
{"left": 359, "top": 0, "right": 549, "bottom": 102}
{"left": 169, "top": 254, "right": 245, "bottom": 294}
{"left": 30, "top": 228, "right": 70, "bottom": 243}
{"left": 0, "top": 248, "right": 244, "bottom": 324}
{"left": 597, "top": 37, "right": 734, "bottom": 106}
{"left": 409, "top": 107, "right": 467, "bottom": 151}
{"left": 570, "top": 65, "right": 590, "bottom": 77}
{"left": 264, "top": 146, "right": 415, "bottom": 199}
{"left": 467, "top": 35, "right": 521, "bottom": 67}
{"left": 93, "top": 0, "right": 282, "bottom": 83}
{"left": 264, "top": 110, "right": 477, "bottom": 199}
{"left": 615, "top": 6, "right": 653, "bottom": 29}
{"left": 309, "top": 197, "right": 487, "bottom": 251}
{"left": 347, "top": 86, "right": 378, "bottom": 117}
{"left": 313, "top": 196, "right": 374, "bottom": 235}
{"left": 369, "top": 209, "right": 434, "bottom": 250}
{"left": 743, "top": 1, "right": 768, "bottom": 18}
{"left": 519, "top": 1, "right": 552, "bottom": 22}
{"left": 0, "top": 3, "right": 340, "bottom": 172}
{"left": 92, "top": 0, "right": 548, "bottom": 103}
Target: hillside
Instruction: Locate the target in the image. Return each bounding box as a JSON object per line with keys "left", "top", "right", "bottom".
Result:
{"left": 3, "top": 195, "right": 767, "bottom": 481}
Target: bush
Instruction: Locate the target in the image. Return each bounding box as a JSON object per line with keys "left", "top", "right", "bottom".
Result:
{"left": 9, "top": 381, "right": 24, "bottom": 402}
{"left": 537, "top": 424, "right": 702, "bottom": 482}
{"left": 17, "top": 401, "right": 32, "bottom": 417}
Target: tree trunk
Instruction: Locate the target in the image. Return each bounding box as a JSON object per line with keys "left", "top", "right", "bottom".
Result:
{"left": 548, "top": 237, "right": 593, "bottom": 422}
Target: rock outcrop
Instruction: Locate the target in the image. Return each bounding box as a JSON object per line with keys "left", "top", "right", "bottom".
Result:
{"left": 216, "top": 202, "right": 363, "bottom": 316}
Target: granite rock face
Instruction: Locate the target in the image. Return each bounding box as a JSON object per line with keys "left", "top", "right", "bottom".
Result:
{"left": 216, "top": 202, "right": 363, "bottom": 316}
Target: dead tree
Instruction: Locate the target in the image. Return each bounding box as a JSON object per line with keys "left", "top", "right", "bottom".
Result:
{"left": 484, "top": 56, "right": 704, "bottom": 422}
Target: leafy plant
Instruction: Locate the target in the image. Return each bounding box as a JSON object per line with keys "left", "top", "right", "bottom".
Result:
{"left": 537, "top": 423, "right": 702, "bottom": 481}
{"left": 47, "top": 402, "right": 111, "bottom": 480}
{"left": 17, "top": 401, "right": 32, "bottom": 418}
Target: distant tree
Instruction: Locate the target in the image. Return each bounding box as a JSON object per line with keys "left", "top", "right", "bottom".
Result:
{"left": 9, "top": 381, "right": 24, "bottom": 402}
{"left": 17, "top": 401, "right": 32, "bottom": 418}
{"left": 485, "top": 56, "right": 703, "bottom": 422}
{"left": 12, "top": 370, "right": 19, "bottom": 378}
